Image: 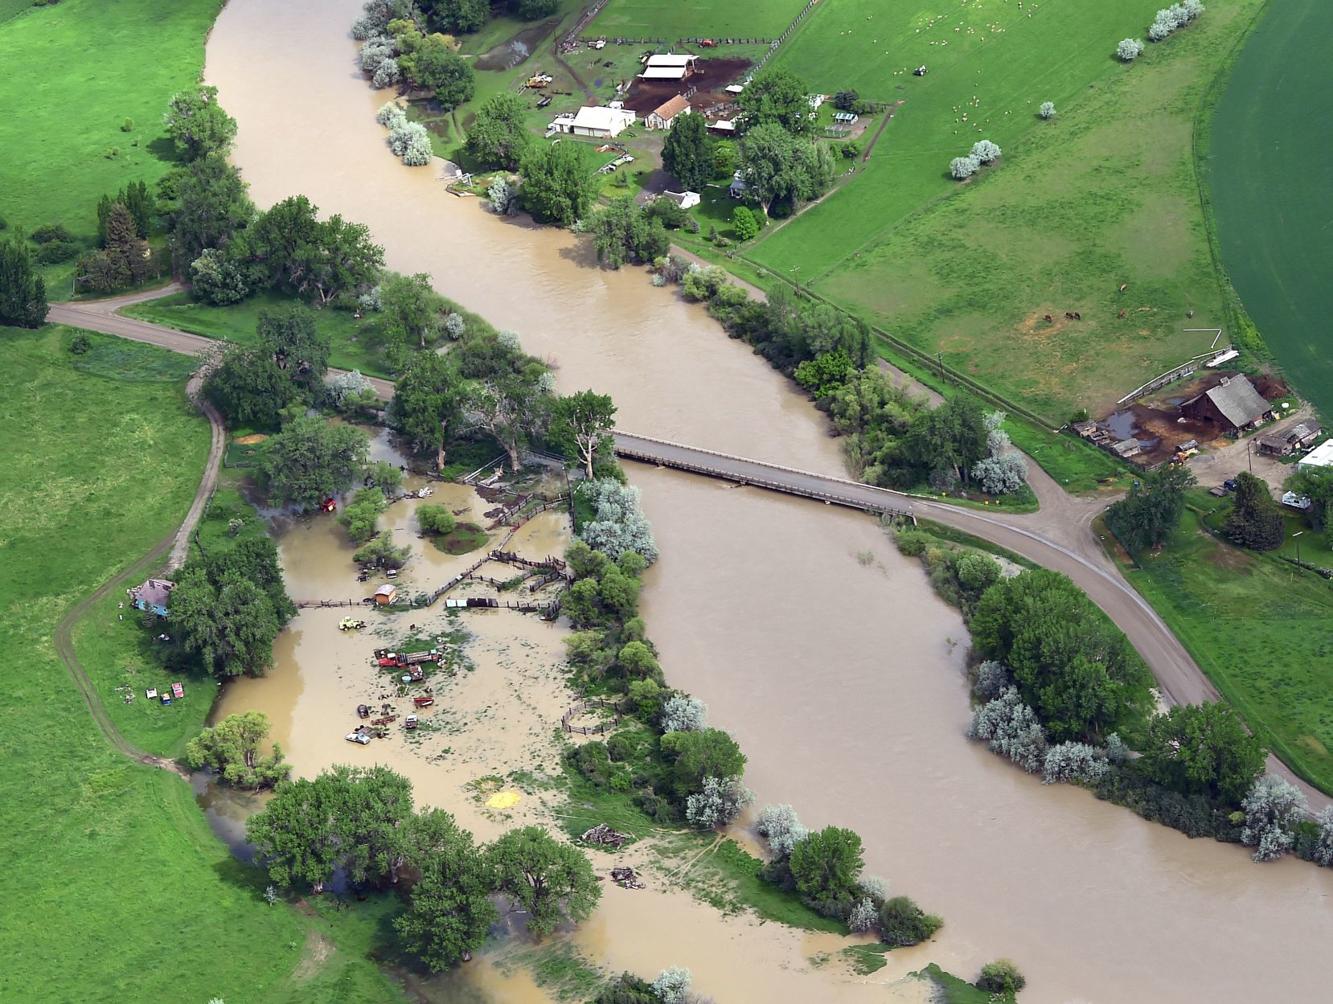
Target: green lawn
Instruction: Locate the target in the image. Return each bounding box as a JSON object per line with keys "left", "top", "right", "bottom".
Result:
{"left": 0, "top": 327, "right": 399, "bottom": 1001}
{"left": 737, "top": 0, "right": 1265, "bottom": 421}
{"left": 1206, "top": 0, "right": 1333, "bottom": 416}
{"left": 0, "top": 0, "right": 223, "bottom": 299}
{"left": 1113, "top": 506, "right": 1333, "bottom": 794}
{"left": 124, "top": 290, "right": 392, "bottom": 377}
{"left": 586, "top": 0, "right": 803, "bottom": 40}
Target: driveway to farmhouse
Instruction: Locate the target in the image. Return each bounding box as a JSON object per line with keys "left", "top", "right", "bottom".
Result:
{"left": 49, "top": 287, "right": 1330, "bottom": 811}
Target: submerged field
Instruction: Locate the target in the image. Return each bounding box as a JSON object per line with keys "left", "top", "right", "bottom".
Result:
{"left": 1207, "top": 0, "right": 1333, "bottom": 416}
{"left": 744, "top": 0, "right": 1264, "bottom": 420}
{"left": 0, "top": 327, "right": 396, "bottom": 1001}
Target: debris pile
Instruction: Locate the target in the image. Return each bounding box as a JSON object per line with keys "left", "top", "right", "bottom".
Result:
{"left": 580, "top": 824, "right": 630, "bottom": 849}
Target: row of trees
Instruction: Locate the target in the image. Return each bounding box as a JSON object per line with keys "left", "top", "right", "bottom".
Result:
{"left": 356, "top": 5, "right": 475, "bottom": 106}
{"left": 0, "top": 240, "right": 48, "bottom": 327}
{"left": 246, "top": 764, "right": 599, "bottom": 970}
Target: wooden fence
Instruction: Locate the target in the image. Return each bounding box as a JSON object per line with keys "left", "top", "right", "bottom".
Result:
{"left": 561, "top": 697, "right": 620, "bottom": 737}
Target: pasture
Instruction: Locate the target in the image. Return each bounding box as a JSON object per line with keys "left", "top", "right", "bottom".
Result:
{"left": 1114, "top": 505, "right": 1333, "bottom": 796}
{"left": 746, "top": 0, "right": 1265, "bottom": 420}
{"left": 0, "top": 327, "right": 397, "bottom": 1001}
{"left": 1207, "top": 0, "right": 1333, "bottom": 417}
{"left": 0, "top": 0, "right": 223, "bottom": 298}
{"left": 586, "top": 0, "right": 803, "bottom": 41}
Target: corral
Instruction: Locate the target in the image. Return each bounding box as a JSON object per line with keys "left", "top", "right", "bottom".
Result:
{"left": 621, "top": 55, "right": 752, "bottom": 116}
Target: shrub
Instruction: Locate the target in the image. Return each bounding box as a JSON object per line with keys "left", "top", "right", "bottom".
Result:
{"left": 121, "top": 117, "right": 135, "bottom": 132}
{"left": 34, "top": 240, "right": 79, "bottom": 264}
{"left": 732, "top": 206, "right": 759, "bottom": 241}
{"left": 1311, "top": 806, "right": 1333, "bottom": 867}
{"left": 973, "top": 660, "right": 1011, "bottom": 701}
{"left": 354, "top": 532, "right": 409, "bottom": 570}
{"left": 30, "top": 223, "right": 73, "bottom": 244}
{"left": 1241, "top": 775, "right": 1306, "bottom": 862}
{"left": 756, "top": 804, "right": 807, "bottom": 858}
{"left": 69, "top": 333, "right": 92, "bottom": 354}
{"left": 417, "top": 503, "right": 456, "bottom": 536}
{"left": 970, "top": 139, "right": 1001, "bottom": 164}
{"left": 877, "top": 896, "right": 942, "bottom": 947}
{"left": 327, "top": 369, "right": 376, "bottom": 411}
{"left": 1094, "top": 764, "right": 1240, "bottom": 840}
{"left": 650, "top": 967, "right": 691, "bottom": 1004}
{"left": 372, "top": 56, "right": 402, "bottom": 89}
{"left": 376, "top": 101, "right": 407, "bottom": 129}
{"left": 488, "top": 176, "right": 519, "bottom": 216}
{"left": 680, "top": 264, "right": 730, "bottom": 302}
{"left": 978, "top": 959, "right": 1026, "bottom": 994}
{"left": 444, "top": 312, "right": 466, "bottom": 338}
{"left": 848, "top": 897, "right": 878, "bottom": 933}
{"left": 967, "top": 687, "right": 1047, "bottom": 773}
{"left": 972, "top": 453, "right": 1027, "bottom": 495}
{"left": 858, "top": 874, "right": 889, "bottom": 902}
{"left": 1105, "top": 732, "right": 1128, "bottom": 765}
{"left": 1042, "top": 742, "right": 1109, "bottom": 785}
{"left": 660, "top": 695, "right": 707, "bottom": 733}
{"left": 1117, "top": 38, "right": 1144, "bottom": 61}
{"left": 577, "top": 479, "right": 657, "bottom": 564}
{"left": 685, "top": 775, "right": 753, "bottom": 829}
{"left": 1039, "top": 101, "right": 1056, "bottom": 120}
{"left": 949, "top": 155, "right": 979, "bottom": 180}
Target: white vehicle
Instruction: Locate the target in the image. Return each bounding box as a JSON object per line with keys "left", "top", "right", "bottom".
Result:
{"left": 345, "top": 730, "right": 371, "bottom": 745}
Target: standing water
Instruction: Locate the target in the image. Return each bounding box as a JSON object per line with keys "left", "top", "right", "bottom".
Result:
{"left": 204, "top": 3, "right": 1333, "bottom": 1001}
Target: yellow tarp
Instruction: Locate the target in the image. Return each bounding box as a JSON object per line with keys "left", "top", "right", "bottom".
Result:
{"left": 485, "top": 790, "right": 521, "bottom": 810}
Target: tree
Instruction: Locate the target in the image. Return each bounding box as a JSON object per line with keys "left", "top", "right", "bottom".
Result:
{"left": 257, "top": 305, "right": 330, "bottom": 391}
{"left": 756, "top": 804, "right": 808, "bottom": 858}
{"left": 660, "top": 727, "right": 746, "bottom": 801}
{"left": 650, "top": 968, "right": 691, "bottom": 1004}
{"left": 190, "top": 248, "right": 250, "bottom": 305}
{"left": 208, "top": 535, "right": 296, "bottom": 623}
{"left": 417, "top": 503, "right": 456, "bottom": 536}
{"left": 661, "top": 111, "right": 713, "bottom": 191}
{"left": 400, "top": 36, "right": 475, "bottom": 108}
{"left": 713, "top": 139, "right": 738, "bottom": 179}
{"left": 520, "top": 141, "right": 599, "bottom": 226}
{"left": 510, "top": 0, "right": 557, "bottom": 17}
{"left": 424, "top": 0, "right": 489, "bottom": 34}
{"left": 1224, "top": 471, "right": 1284, "bottom": 550}
{"left": 550, "top": 390, "right": 616, "bottom": 477}
{"left": 487, "top": 827, "right": 601, "bottom": 938}
{"left": 247, "top": 765, "right": 414, "bottom": 891}
{"left": 588, "top": 199, "right": 669, "bottom": 269}
{"left": 1241, "top": 775, "right": 1306, "bottom": 862}
{"left": 968, "top": 686, "right": 1048, "bottom": 773}
{"left": 789, "top": 826, "right": 864, "bottom": 912}
{"left": 392, "top": 810, "right": 496, "bottom": 970}
{"left": 1117, "top": 38, "right": 1144, "bottom": 61}
{"left": 970, "top": 139, "right": 1002, "bottom": 164}
{"left": 379, "top": 271, "right": 447, "bottom": 363}
{"left": 262, "top": 416, "right": 370, "bottom": 509}
{"left": 339, "top": 487, "right": 387, "bottom": 543}
{"left": 738, "top": 69, "right": 812, "bottom": 134}
{"left": 906, "top": 396, "right": 988, "bottom": 487}
{"left": 355, "top": 532, "right": 411, "bottom": 569}
{"left": 731, "top": 205, "right": 760, "bottom": 241}
{"left": 464, "top": 92, "right": 530, "bottom": 170}
{"left": 162, "top": 155, "right": 255, "bottom": 268}
{"left": 205, "top": 346, "right": 297, "bottom": 429}
{"left": 577, "top": 478, "right": 657, "bottom": 563}
{"left": 389, "top": 350, "right": 465, "bottom": 468}
{"left": 1039, "top": 101, "right": 1056, "bottom": 120}
{"left": 877, "top": 896, "right": 943, "bottom": 947}
{"left": 171, "top": 568, "right": 282, "bottom": 678}
{"left": 970, "top": 571, "right": 1152, "bottom": 741}
{"left": 78, "top": 202, "right": 151, "bottom": 293}
{"left": 685, "top": 775, "right": 753, "bottom": 829}
{"left": 978, "top": 960, "right": 1026, "bottom": 994}
{"left": 185, "top": 712, "right": 290, "bottom": 789}
{"left": 1106, "top": 464, "right": 1195, "bottom": 551}
{"left": 367, "top": 459, "right": 402, "bottom": 495}
{"left": 660, "top": 695, "right": 707, "bottom": 733}
{"left": 1139, "top": 702, "right": 1265, "bottom": 805}
{"left": 950, "top": 154, "right": 980, "bottom": 180}
{"left": 469, "top": 366, "right": 549, "bottom": 471}
{"left": 246, "top": 196, "right": 384, "bottom": 304}
{"left": 164, "top": 85, "right": 237, "bottom": 160}
{"left": 591, "top": 974, "right": 659, "bottom": 1004}
{"left": 833, "top": 90, "right": 860, "bottom": 111}
{"left": 0, "top": 240, "right": 48, "bottom": 328}
{"left": 739, "top": 123, "right": 835, "bottom": 214}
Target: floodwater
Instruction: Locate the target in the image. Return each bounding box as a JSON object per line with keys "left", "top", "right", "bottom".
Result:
{"left": 205, "top": 2, "right": 1333, "bottom": 1001}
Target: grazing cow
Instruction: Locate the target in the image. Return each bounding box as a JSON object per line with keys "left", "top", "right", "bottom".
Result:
{"left": 1118, "top": 309, "right": 1127, "bottom": 318}
{"left": 1073, "top": 311, "right": 1082, "bottom": 320}
{"left": 1043, "top": 314, "right": 1053, "bottom": 323}
{"left": 1064, "top": 311, "right": 1075, "bottom": 320}
{"left": 1118, "top": 283, "right": 1128, "bottom": 293}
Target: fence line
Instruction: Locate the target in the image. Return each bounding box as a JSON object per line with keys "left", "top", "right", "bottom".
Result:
{"left": 561, "top": 697, "right": 620, "bottom": 736}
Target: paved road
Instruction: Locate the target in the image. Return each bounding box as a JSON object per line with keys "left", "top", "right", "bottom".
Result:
{"left": 51, "top": 291, "right": 1327, "bottom": 809}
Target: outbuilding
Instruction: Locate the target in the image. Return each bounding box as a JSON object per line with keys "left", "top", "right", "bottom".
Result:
{"left": 660, "top": 190, "right": 700, "bottom": 210}
{"left": 640, "top": 53, "right": 698, "bottom": 80}
{"left": 1256, "top": 420, "right": 1322, "bottom": 456}
{"left": 129, "top": 578, "right": 175, "bottom": 617}
{"left": 1180, "top": 375, "right": 1273, "bottom": 433}
{"left": 1298, "top": 438, "right": 1333, "bottom": 472}
{"left": 646, "top": 94, "right": 691, "bottom": 131}
{"left": 373, "top": 583, "right": 398, "bottom": 606}
{"left": 549, "top": 105, "right": 636, "bottom": 139}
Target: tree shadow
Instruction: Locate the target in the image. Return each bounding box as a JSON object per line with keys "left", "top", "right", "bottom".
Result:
{"left": 147, "top": 136, "right": 182, "bottom": 165}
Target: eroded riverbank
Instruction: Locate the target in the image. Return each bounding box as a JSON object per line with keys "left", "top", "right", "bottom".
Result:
{"left": 204, "top": 2, "right": 1333, "bottom": 1001}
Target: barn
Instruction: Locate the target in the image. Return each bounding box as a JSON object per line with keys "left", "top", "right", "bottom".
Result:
{"left": 1179, "top": 375, "right": 1273, "bottom": 433}
{"left": 640, "top": 53, "right": 698, "bottom": 81}
{"left": 646, "top": 94, "right": 691, "bottom": 131}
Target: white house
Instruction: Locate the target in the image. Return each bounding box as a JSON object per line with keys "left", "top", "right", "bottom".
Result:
{"left": 646, "top": 95, "right": 691, "bottom": 131}
{"left": 549, "top": 105, "right": 636, "bottom": 139}
{"left": 640, "top": 53, "right": 698, "bottom": 80}
{"left": 661, "top": 190, "right": 700, "bottom": 210}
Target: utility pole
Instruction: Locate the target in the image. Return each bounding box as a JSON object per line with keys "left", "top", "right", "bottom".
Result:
{"left": 1294, "top": 530, "right": 1304, "bottom": 566}
{"left": 1247, "top": 440, "right": 1252, "bottom": 474}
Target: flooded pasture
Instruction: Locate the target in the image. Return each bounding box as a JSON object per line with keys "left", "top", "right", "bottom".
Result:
{"left": 203, "top": 2, "right": 1333, "bottom": 1001}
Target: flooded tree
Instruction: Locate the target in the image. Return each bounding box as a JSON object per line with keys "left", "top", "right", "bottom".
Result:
{"left": 789, "top": 826, "right": 864, "bottom": 916}
{"left": 550, "top": 390, "right": 616, "bottom": 478}
{"left": 185, "top": 712, "right": 289, "bottom": 789}
{"left": 262, "top": 416, "right": 369, "bottom": 510}
{"left": 390, "top": 351, "right": 465, "bottom": 469}
{"left": 486, "top": 826, "right": 601, "bottom": 938}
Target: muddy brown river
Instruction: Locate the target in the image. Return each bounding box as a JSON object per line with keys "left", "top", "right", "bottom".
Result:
{"left": 205, "top": 3, "right": 1333, "bottom": 1001}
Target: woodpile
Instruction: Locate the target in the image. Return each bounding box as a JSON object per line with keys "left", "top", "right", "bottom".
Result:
{"left": 580, "top": 823, "right": 630, "bottom": 848}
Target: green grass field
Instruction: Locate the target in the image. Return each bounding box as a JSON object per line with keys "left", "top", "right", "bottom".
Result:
{"left": 1112, "top": 505, "right": 1333, "bottom": 794}
{"left": 739, "top": 0, "right": 1265, "bottom": 420}
{"left": 0, "top": 327, "right": 398, "bottom": 1001}
{"left": 0, "top": 0, "right": 223, "bottom": 299}
{"left": 1206, "top": 0, "right": 1333, "bottom": 417}
{"left": 587, "top": 0, "right": 803, "bottom": 40}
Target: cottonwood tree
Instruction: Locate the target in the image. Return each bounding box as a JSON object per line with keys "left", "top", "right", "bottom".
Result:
{"left": 739, "top": 123, "right": 835, "bottom": 215}
{"left": 380, "top": 271, "right": 447, "bottom": 361}
{"left": 161, "top": 155, "right": 255, "bottom": 268}
{"left": 185, "top": 711, "right": 290, "bottom": 789}
{"left": 661, "top": 110, "right": 714, "bottom": 191}
{"left": 550, "top": 390, "right": 616, "bottom": 477}
{"left": 190, "top": 248, "right": 250, "bottom": 305}
{"left": 660, "top": 727, "right": 746, "bottom": 802}
{"left": 390, "top": 351, "right": 465, "bottom": 469}
{"left": 487, "top": 827, "right": 601, "bottom": 938}
{"left": 257, "top": 305, "right": 330, "bottom": 392}
{"left": 1106, "top": 464, "right": 1194, "bottom": 551}
{"left": 246, "top": 195, "right": 384, "bottom": 303}
{"left": 1138, "top": 702, "right": 1264, "bottom": 804}
{"left": 789, "top": 826, "right": 864, "bottom": 915}
{"left": 589, "top": 199, "right": 670, "bottom": 268}
{"left": 205, "top": 346, "right": 296, "bottom": 429}
{"left": 401, "top": 37, "right": 475, "bottom": 109}
{"left": 262, "top": 416, "right": 370, "bottom": 509}
{"left": 738, "top": 69, "right": 813, "bottom": 135}
{"left": 171, "top": 570, "right": 282, "bottom": 678}
{"left": 520, "top": 141, "right": 600, "bottom": 226}
{"left": 423, "top": 0, "right": 489, "bottom": 34}
{"left": 464, "top": 92, "right": 530, "bottom": 169}
{"left": 338, "top": 488, "right": 387, "bottom": 543}
{"left": 468, "top": 367, "right": 549, "bottom": 470}
{"left": 164, "top": 85, "right": 237, "bottom": 160}
{"left": 1224, "top": 472, "right": 1284, "bottom": 551}
{"left": 0, "top": 240, "right": 48, "bottom": 328}
{"left": 906, "top": 396, "right": 989, "bottom": 488}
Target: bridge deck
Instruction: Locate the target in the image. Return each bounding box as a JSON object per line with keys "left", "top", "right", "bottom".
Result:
{"left": 612, "top": 432, "right": 915, "bottom": 520}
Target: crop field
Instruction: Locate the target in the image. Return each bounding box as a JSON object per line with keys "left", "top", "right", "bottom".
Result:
{"left": 1114, "top": 506, "right": 1333, "bottom": 795}
{"left": 0, "top": 327, "right": 396, "bottom": 1001}
{"left": 1207, "top": 0, "right": 1333, "bottom": 417}
{"left": 586, "top": 0, "right": 804, "bottom": 41}
{"left": 0, "top": 0, "right": 223, "bottom": 298}
{"left": 741, "top": 0, "right": 1265, "bottom": 420}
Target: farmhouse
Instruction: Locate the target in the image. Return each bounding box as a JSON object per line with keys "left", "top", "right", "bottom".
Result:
{"left": 129, "top": 577, "right": 174, "bottom": 617}
{"left": 549, "top": 105, "right": 636, "bottom": 139}
{"left": 640, "top": 53, "right": 698, "bottom": 80}
{"left": 1180, "top": 375, "right": 1273, "bottom": 433}
{"left": 646, "top": 94, "right": 691, "bottom": 131}
{"left": 1256, "top": 420, "right": 1322, "bottom": 456}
